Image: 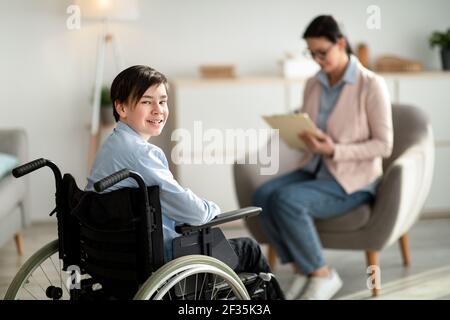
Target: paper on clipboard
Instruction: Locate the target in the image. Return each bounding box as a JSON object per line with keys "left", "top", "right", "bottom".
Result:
{"left": 263, "top": 113, "right": 319, "bottom": 150}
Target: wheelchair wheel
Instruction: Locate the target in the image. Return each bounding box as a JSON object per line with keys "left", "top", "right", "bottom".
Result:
{"left": 4, "top": 240, "right": 72, "bottom": 300}
{"left": 134, "top": 255, "right": 250, "bottom": 300}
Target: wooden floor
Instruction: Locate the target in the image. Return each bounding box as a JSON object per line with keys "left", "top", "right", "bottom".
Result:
{"left": 1, "top": 218, "right": 450, "bottom": 299}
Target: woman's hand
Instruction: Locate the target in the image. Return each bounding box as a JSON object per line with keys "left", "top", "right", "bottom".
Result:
{"left": 298, "top": 130, "right": 335, "bottom": 157}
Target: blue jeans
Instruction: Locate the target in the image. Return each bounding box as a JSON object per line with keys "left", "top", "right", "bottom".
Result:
{"left": 253, "top": 169, "right": 373, "bottom": 274}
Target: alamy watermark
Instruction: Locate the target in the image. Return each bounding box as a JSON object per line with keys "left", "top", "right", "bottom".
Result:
{"left": 171, "top": 122, "right": 280, "bottom": 176}
{"left": 366, "top": 265, "right": 381, "bottom": 290}
{"left": 366, "top": 5, "right": 381, "bottom": 30}
{"left": 66, "top": 265, "right": 81, "bottom": 290}
{"left": 66, "top": 5, "right": 81, "bottom": 30}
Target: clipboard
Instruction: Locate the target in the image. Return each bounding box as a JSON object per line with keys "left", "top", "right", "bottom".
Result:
{"left": 263, "top": 113, "right": 319, "bottom": 150}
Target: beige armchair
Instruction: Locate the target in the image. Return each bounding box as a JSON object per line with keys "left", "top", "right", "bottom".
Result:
{"left": 233, "top": 104, "right": 434, "bottom": 296}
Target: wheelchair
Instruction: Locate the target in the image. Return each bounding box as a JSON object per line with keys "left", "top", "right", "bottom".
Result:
{"left": 5, "top": 158, "right": 281, "bottom": 300}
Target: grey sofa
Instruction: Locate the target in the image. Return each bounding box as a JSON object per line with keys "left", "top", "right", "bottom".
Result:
{"left": 0, "top": 129, "right": 30, "bottom": 255}
{"left": 233, "top": 104, "right": 435, "bottom": 296}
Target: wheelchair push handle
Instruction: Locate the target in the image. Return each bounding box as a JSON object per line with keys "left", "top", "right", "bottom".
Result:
{"left": 94, "top": 169, "right": 148, "bottom": 196}
{"left": 12, "top": 158, "right": 62, "bottom": 189}
{"left": 12, "top": 158, "right": 48, "bottom": 178}
{"left": 93, "top": 169, "right": 131, "bottom": 192}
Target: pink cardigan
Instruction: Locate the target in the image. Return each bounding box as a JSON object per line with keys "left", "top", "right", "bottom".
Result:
{"left": 299, "top": 61, "right": 393, "bottom": 194}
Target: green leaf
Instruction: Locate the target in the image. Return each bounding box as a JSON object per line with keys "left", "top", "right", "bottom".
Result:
{"left": 100, "top": 86, "right": 112, "bottom": 107}
{"left": 429, "top": 29, "right": 450, "bottom": 49}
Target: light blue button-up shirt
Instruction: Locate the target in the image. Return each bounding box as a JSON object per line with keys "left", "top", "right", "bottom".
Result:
{"left": 303, "top": 55, "right": 378, "bottom": 194}
{"left": 85, "top": 121, "right": 220, "bottom": 261}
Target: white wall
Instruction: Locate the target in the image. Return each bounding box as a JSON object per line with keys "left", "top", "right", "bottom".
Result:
{"left": 129, "top": 0, "right": 450, "bottom": 76}
{"left": 0, "top": 0, "right": 449, "bottom": 220}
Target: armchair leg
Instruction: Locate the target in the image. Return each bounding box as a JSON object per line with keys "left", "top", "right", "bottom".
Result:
{"left": 399, "top": 233, "right": 411, "bottom": 267}
{"left": 267, "top": 245, "right": 277, "bottom": 272}
{"left": 365, "top": 251, "right": 380, "bottom": 297}
{"left": 14, "top": 232, "right": 24, "bottom": 256}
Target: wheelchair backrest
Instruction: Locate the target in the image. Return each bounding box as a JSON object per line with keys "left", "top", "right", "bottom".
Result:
{"left": 58, "top": 174, "right": 164, "bottom": 298}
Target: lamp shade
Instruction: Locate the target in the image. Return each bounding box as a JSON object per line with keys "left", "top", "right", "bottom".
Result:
{"left": 75, "top": 0, "right": 139, "bottom": 21}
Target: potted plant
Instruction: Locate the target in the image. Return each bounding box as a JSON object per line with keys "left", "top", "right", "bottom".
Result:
{"left": 100, "top": 86, "right": 115, "bottom": 125}
{"left": 429, "top": 28, "right": 450, "bottom": 70}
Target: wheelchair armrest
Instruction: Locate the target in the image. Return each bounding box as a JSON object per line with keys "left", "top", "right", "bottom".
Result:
{"left": 175, "top": 206, "right": 261, "bottom": 234}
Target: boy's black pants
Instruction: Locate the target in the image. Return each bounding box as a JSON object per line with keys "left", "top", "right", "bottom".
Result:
{"left": 228, "top": 237, "right": 285, "bottom": 300}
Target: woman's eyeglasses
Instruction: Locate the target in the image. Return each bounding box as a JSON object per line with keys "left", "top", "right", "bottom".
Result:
{"left": 303, "top": 44, "right": 335, "bottom": 61}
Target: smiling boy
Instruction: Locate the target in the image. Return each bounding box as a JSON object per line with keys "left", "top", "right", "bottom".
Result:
{"left": 85, "top": 66, "right": 283, "bottom": 299}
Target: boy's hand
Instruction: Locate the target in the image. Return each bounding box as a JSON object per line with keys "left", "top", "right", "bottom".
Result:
{"left": 298, "top": 129, "right": 335, "bottom": 157}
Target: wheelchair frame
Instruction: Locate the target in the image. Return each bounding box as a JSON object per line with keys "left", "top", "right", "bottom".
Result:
{"left": 4, "top": 158, "right": 268, "bottom": 300}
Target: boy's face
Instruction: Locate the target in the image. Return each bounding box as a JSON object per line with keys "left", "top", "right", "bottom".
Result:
{"left": 116, "top": 84, "right": 168, "bottom": 140}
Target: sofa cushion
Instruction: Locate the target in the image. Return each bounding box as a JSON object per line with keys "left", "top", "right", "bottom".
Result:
{"left": 0, "top": 175, "right": 26, "bottom": 220}
{"left": 315, "top": 204, "right": 371, "bottom": 233}
{"left": 0, "top": 152, "right": 18, "bottom": 180}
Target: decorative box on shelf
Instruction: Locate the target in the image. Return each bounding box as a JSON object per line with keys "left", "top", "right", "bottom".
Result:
{"left": 199, "top": 64, "right": 236, "bottom": 79}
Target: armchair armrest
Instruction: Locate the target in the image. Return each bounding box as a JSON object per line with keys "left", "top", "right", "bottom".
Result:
{"left": 369, "top": 142, "right": 433, "bottom": 248}
{"left": 175, "top": 206, "right": 261, "bottom": 234}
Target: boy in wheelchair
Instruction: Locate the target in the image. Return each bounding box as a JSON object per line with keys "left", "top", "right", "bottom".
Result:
{"left": 84, "top": 65, "right": 284, "bottom": 300}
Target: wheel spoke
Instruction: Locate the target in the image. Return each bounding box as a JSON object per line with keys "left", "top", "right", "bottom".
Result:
{"left": 39, "top": 264, "right": 53, "bottom": 287}
{"left": 210, "top": 275, "right": 217, "bottom": 300}
{"left": 194, "top": 274, "right": 198, "bottom": 300}
{"left": 198, "top": 272, "right": 207, "bottom": 299}
{"left": 49, "top": 255, "right": 68, "bottom": 296}
{"left": 167, "top": 286, "right": 172, "bottom": 300}
{"left": 152, "top": 269, "right": 247, "bottom": 300}
{"left": 23, "top": 285, "right": 39, "bottom": 300}
{"left": 224, "top": 288, "right": 233, "bottom": 299}
{"left": 48, "top": 255, "right": 61, "bottom": 284}
{"left": 177, "top": 281, "right": 184, "bottom": 300}
{"left": 28, "top": 274, "right": 47, "bottom": 297}
{"left": 58, "top": 258, "right": 70, "bottom": 296}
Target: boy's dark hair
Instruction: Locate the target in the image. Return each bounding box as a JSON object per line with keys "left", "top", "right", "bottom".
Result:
{"left": 303, "top": 15, "right": 353, "bottom": 56}
{"left": 110, "top": 65, "right": 168, "bottom": 122}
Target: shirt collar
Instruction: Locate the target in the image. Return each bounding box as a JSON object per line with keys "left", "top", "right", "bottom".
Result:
{"left": 317, "top": 54, "right": 358, "bottom": 88}
{"left": 115, "top": 121, "right": 146, "bottom": 141}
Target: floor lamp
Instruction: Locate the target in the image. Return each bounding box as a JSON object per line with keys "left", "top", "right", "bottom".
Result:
{"left": 75, "top": 0, "right": 139, "bottom": 170}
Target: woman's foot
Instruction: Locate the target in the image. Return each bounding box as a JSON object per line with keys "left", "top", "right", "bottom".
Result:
{"left": 299, "top": 268, "right": 343, "bottom": 300}
{"left": 285, "top": 273, "right": 308, "bottom": 299}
